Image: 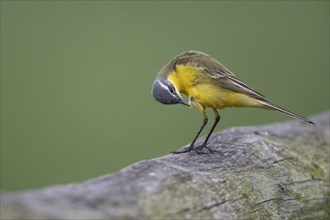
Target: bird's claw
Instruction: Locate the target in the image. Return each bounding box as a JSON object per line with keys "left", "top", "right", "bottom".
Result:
{"left": 171, "top": 148, "right": 191, "bottom": 154}
{"left": 195, "top": 144, "right": 223, "bottom": 155}
{"left": 171, "top": 144, "right": 221, "bottom": 156}
{"left": 171, "top": 148, "right": 210, "bottom": 156}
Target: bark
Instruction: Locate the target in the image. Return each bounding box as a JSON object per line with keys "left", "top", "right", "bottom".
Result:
{"left": 1, "top": 112, "right": 329, "bottom": 220}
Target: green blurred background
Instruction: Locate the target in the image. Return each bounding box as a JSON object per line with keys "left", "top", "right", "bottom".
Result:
{"left": 1, "top": 1, "right": 329, "bottom": 190}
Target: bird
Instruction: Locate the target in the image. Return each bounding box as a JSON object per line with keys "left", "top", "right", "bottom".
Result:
{"left": 151, "top": 50, "right": 314, "bottom": 154}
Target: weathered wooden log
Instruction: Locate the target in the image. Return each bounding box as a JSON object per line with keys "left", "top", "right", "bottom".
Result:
{"left": 1, "top": 112, "right": 329, "bottom": 219}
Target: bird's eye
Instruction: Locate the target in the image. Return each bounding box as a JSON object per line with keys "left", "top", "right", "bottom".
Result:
{"left": 169, "top": 87, "right": 175, "bottom": 94}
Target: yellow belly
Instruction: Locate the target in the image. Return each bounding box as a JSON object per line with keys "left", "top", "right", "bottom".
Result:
{"left": 168, "top": 65, "right": 262, "bottom": 109}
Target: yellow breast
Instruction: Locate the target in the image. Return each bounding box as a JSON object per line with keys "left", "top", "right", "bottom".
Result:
{"left": 168, "top": 64, "right": 262, "bottom": 109}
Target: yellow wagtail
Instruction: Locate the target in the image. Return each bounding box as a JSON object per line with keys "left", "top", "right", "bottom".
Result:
{"left": 151, "top": 50, "right": 314, "bottom": 154}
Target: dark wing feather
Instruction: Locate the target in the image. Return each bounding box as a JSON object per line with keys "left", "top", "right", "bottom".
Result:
{"left": 208, "top": 66, "right": 268, "bottom": 102}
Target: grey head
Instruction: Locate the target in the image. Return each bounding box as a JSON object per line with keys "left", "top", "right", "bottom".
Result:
{"left": 152, "top": 77, "right": 189, "bottom": 106}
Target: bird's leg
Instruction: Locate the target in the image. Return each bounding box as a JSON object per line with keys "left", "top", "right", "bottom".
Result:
{"left": 199, "top": 109, "right": 221, "bottom": 153}
{"left": 172, "top": 105, "right": 208, "bottom": 154}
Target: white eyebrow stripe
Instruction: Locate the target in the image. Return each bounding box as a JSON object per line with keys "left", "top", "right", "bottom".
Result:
{"left": 158, "top": 80, "right": 170, "bottom": 91}
{"left": 157, "top": 79, "right": 181, "bottom": 99}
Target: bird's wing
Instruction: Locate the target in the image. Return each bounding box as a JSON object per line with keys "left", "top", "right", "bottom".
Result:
{"left": 206, "top": 65, "right": 268, "bottom": 101}
{"left": 174, "top": 50, "right": 267, "bottom": 101}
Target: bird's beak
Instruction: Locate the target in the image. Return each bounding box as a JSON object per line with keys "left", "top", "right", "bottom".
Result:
{"left": 178, "top": 97, "right": 190, "bottom": 106}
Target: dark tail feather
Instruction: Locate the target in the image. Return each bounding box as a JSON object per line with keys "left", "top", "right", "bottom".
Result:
{"left": 258, "top": 100, "right": 315, "bottom": 125}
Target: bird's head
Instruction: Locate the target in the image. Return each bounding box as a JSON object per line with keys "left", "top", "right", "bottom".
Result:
{"left": 152, "top": 77, "right": 189, "bottom": 106}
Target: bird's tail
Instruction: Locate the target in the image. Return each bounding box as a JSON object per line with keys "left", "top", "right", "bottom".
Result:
{"left": 258, "top": 100, "right": 315, "bottom": 125}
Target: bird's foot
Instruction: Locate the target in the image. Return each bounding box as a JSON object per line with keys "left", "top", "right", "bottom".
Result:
{"left": 171, "top": 148, "right": 192, "bottom": 154}
{"left": 195, "top": 144, "right": 223, "bottom": 155}
{"left": 171, "top": 146, "right": 209, "bottom": 155}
